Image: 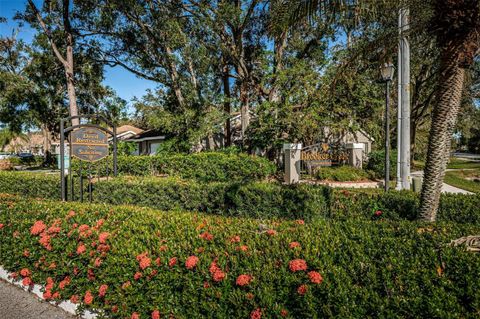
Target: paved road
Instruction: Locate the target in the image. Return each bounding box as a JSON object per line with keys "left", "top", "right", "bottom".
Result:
{"left": 411, "top": 170, "right": 474, "bottom": 195}
{"left": 0, "top": 280, "right": 76, "bottom": 319}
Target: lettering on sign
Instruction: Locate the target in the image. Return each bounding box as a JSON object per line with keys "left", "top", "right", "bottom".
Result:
{"left": 70, "top": 127, "right": 109, "bottom": 162}
{"left": 301, "top": 143, "right": 348, "bottom": 167}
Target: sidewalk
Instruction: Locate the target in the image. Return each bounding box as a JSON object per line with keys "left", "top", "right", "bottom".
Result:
{"left": 411, "top": 170, "right": 474, "bottom": 195}
{"left": 0, "top": 279, "right": 76, "bottom": 319}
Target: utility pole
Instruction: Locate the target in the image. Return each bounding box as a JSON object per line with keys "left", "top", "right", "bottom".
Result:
{"left": 397, "top": 7, "right": 411, "bottom": 190}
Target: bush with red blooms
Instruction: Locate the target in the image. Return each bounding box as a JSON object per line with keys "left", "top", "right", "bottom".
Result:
{"left": 0, "top": 193, "right": 478, "bottom": 318}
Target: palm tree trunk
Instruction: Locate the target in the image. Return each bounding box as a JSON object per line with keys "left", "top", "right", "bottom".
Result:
{"left": 419, "top": 52, "right": 465, "bottom": 221}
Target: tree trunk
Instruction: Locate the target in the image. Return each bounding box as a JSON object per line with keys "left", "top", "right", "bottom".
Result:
{"left": 222, "top": 63, "right": 232, "bottom": 147}
{"left": 41, "top": 125, "right": 52, "bottom": 165}
{"left": 65, "top": 40, "right": 79, "bottom": 126}
{"left": 419, "top": 53, "right": 465, "bottom": 221}
{"left": 165, "top": 45, "right": 186, "bottom": 109}
{"left": 240, "top": 83, "right": 249, "bottom": 139}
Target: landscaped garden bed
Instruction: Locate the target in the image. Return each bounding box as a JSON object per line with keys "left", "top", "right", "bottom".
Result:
{"left": 0, "top": 194, "right": 479, "bottom": 318}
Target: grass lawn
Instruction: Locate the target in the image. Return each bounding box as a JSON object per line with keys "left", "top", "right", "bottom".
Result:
{"left": 444, "top": 169, "right": 480, "bottom": 193}
{"left": 447, "top": 158, "right": 480, "bottom": 169}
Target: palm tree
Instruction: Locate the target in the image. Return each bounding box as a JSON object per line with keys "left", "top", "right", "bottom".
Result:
{"left": 419, "top": 0, "right": 479, "bottom": 221}
{"left": 280, "top": 0, "right": 479, "bottom": 221}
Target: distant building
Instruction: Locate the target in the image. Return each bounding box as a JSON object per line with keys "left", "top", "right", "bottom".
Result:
{"left": 125, "top": 130, "right": 166, "bottom": 155}
{"left": 5, "top": 132, "right": 44, "bottom": 155}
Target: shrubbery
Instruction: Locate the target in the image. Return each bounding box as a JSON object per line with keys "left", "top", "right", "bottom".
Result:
{"left": 329, "top": 189, "right": 480, "bottom": 224}
{"left": 1, "top": 171, "right": 479, "bottom": 223}
{"left": 0, "top": 172, "right": 327, "bottom": 221}
{"left": 366, "top": 150, "right": 397, "bottom": 179}
{"left": 71, "top": 152, "right": 277, "bottom": 182}
{"left": 0, "top": 195, "right": 479, "bottom": 318}
{"left": 314, "top": 166, "right": 371, "bottom": 182}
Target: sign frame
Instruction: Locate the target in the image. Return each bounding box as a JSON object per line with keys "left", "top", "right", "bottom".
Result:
{"left": 60, "top": 115, "right": 117, "bottom": 201}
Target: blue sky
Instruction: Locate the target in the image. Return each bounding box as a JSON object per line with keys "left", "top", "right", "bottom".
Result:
{"left": 0, "top": 0, "right": 157, "bottom": 104}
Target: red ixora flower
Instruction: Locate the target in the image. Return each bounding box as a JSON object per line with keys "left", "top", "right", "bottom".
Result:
{"left": 136, "top": 252, "right": 151, "bottom": 270}
{"left": 250, "top": 308, "right": 262, "bottom": 319}
{"left": 151, "top": 310, "right": 160, "bottom": 319}
{"left": 199, "top": 231, "right": 214, "bottom": 241}
{"left": 289, "top": 259, "right": 308, "bottom": 272}
{"left": 98, "top": 284, "right": 108, "bottom": 297}
{"left": 237, "top": 245, "right": 248, "bottom": 252}
{"left": 134, "top": 272, "right": 142, "bottom": 280}
{"left": 84, "top": 290, "right": 93, "bottom": 305}
{"left": 66, "top": 210, "right": 75, "bottom": 219}
{"left": 229, "top": 235, "right": 241, "bottom": 243}
{"left": 98, "top": 232, "right": 110, "bottom": 244}
{"left": 78, "top": 224, "right": 89, "bottom": 233}
{"left": 39, "top": 233, "right": 52, "bottom": 250}
{"left": 30, "top": 220, "right": 46, "bottom": 235}
{"left": 280, "top": 309, "right": 288, "bottom": 317}
{"left": 0, "top": 223, "right": 4, "bottom": 229}
{"left": 76, "top": 243, "right": 86, "bottom": 255}
{"left": 94, "top": 257, "right": 102, "bottom": 268}
{"left": 289, "top": 242, "right": 301, "bottom": 249}
{"left": 59, "top": 276, "right": 71, "bottom": 290}
{"left": 297, "top": 284, "right": 308, "bottom": 295}
{"left": 374, "top": 210, "right": 383, "bottom": 217}
{"left": 70, "top": 295, "right": 79, "bottom": 304}
{"left": 236, "top": 274, "right": 252, "bottom": 286}
{"left": 213, "top": 269, "right": 226, "bottom": 282}
{"left": 131, "top": 312, "right": 140, "bottom": 319}
{"left": 296, "top": 219, "right": 305, "bottom": 225}
{"left": 308, "top": 271, "right": 323, "bottom": 284}
{"left": 20, "top": 268, "right": 31, "bottom": 277}
{"left": 43, "top": 290, "right": 52, "bottom": 300}
{"left": 185, "top": 255, "right": 199, "bottom": 269}
{"left": 22, "top": 277, "right": 32, "bottom": 286}
{"left": 266, "top": 229, "right": 277, "bottom": 236}
{"left": 168, "top": 257, "right": 177, "bottom": 267}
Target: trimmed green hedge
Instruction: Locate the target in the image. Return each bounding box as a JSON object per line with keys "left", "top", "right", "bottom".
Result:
{"left": 71, "top": 152, "right": 277, "bottom": 182}
{"left": 1, "top": 195, "right": 479, "bottom": 318}
{"left": 1, "top": 172, "right": 479, "bottom": 223}
{"left": 329, "top": 189, "right": 480, "bottom": 224}
{"left": 0, "top": 172, "right": 327, "bottom": 221}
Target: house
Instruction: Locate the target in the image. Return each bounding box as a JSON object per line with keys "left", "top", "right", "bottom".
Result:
{"left": 5, "top": 132, "right": 45, "bottom": 155}
{"left": 125, "top": 130, "right": 166, "bottom": 155}
{"left": 110, "top": 125, "right": 144, "bottom": 141}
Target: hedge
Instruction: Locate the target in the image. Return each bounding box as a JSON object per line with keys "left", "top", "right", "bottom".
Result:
{"left": 70, "top": 152, "right": 277, "bottom": 182}
{"left": 1, "top": 171, "right": 479, "bottom": 224}
{"left": 329, "top": 189, "right": 480, "bottom": 224}
{"left": 1, "top": 195, "right": 479, "bottom": 318}
{"left": 0, "top": 172, "right": 327, "bottom": 221}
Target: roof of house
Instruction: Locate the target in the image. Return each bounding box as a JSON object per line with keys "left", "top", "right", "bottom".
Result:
{"left": 125, "top": 129, "right": 166, "bottom": 142}
{"left": 116, "top": 125, "right": 144, "bottom": 135}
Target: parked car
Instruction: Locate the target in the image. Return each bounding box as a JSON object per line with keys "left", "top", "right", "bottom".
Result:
{"left": 18, "top": 152, "right": 34, "bottom": 159}
{"left": 0, "top": 152, "right": 16, "bottom": 160}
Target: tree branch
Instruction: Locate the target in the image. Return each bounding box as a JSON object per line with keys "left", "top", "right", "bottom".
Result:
{"left": 27, "top": 0, "right": 68, "bottom": 67}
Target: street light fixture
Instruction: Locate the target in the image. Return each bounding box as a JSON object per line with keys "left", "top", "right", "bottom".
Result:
{"left": 380, "top": 62, "right": 394, "bottom": 191}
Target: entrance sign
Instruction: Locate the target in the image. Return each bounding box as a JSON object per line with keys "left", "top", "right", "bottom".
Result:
{"left": 301, "top": 143, "right": 348, "bottom": 167}
{"left": 60, "top": 115, "right": 117, "bottom": 202}
{"left": 71, "top": 127, "right": 109, "bottom": 162}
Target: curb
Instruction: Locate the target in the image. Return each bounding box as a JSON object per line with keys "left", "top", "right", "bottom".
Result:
{"left": 0, "top": 266, "right": 97, "bottom": 319}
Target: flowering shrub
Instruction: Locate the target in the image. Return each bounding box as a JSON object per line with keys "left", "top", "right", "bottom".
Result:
{"left": 0, "top": 194, "right": 479, "bottom": 318}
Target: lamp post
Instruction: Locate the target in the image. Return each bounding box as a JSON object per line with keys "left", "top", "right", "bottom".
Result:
{"left": 380, "top": 62, "right": 394, "bottom": 191}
